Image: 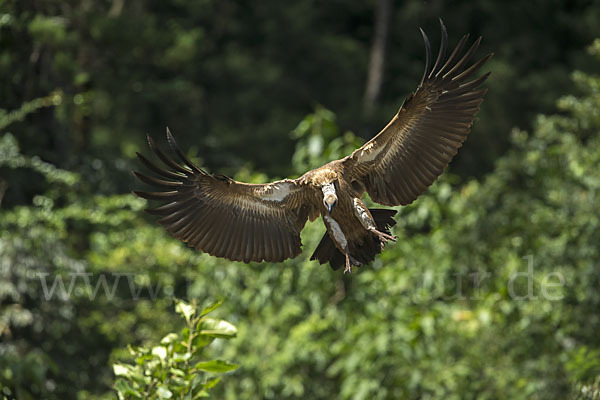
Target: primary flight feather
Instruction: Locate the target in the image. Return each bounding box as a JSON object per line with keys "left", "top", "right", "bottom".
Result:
{"left": 133, "top": 20, "right": 493, "bottom": 273}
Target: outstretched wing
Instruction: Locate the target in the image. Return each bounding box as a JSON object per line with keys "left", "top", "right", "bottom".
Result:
{"left": 133, "top": 130, "right": 317, "bottom": 263}
{"left": 345, "top": 20, "right": 493, "bottom": 206}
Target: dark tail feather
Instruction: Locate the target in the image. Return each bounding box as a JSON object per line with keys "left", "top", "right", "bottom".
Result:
{"left": 310, "top": 229, "right": 346, "bottom": 270}
{"left": 310, "top": 208, "right": 397, "bottom": 270}
{"left": 371, "top": 208, "right": 397, "bottom": 233}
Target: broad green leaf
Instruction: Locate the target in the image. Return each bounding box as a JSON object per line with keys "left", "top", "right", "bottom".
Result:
{"left": 175, "top": 299, "right": 195, "bottom": 322}
{"left": 160, "top": 333, "right": 179, "bottom": 345}
{"left": 173, "top": 341, "right": 188, "bottom": 354}
{"left": 169, "top": 367, "right": 186, "bottom": 377}
{"left": 152, "top": 346, "right": 168, "bottom": 360}
{"left": 113, "top": 363, "right": 147, "bottom": 385}
{"left": 156, "top": 386, "right": 173, "bottom": 399}
{"left": 113, "top": 363, "right": 132, "bottom": 377}
{"left": 189, "top": 374, "right": 205, "bottom": 390}
{"left": 204, "top": 377, "right": 221, "bottom": 389}
{"left": 114, "top": 379, "right": 143, "bottom": 398}
{"left": 198, "top": 300, "right": 222, "bottom": 318}
{"left": 198, "top": 318, "right": 237, "bottom": 338}
{"left": 192, "top": 334, "right": 215, "bottom": 349}
{"left": 194, "top": 360, "right": 238, "bottom": 373}
{"left": 193, "top": 390, "right": 210, "bottom": 399}
{"left": 181, "top": 327, "right": 190, "bottom": 342}
{"left": 172, "top": 352, "right": 192, "bottom": 362}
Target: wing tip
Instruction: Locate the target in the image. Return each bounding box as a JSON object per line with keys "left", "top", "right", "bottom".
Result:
{"left": 419, "top": 27, "right": 432, "bottom": 86}
{"left": 146, "top": 134, "right": 155, "bottom": 149}
{"left": 132, "top": 190, "right": 147, "bottom": 199}
{"left": 438, "top": 17, "right": 446, "bottom": 31}
{"left": 165, "top": 126, "right": 176, "bottom": 147}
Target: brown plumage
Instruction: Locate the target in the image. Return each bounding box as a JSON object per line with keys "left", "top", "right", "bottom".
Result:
{"left": 133, "top": 20, "right": 493, "bottom": 273}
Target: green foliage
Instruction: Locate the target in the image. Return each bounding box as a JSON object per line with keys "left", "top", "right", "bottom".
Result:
{"left": 571, "top": 374, "right": 600, "bottom": 400}
{"left": 113, "top": 299, "right": 238, "bottom": 399}
{"left": 0, "top": 133, "right": 77, "bottom": 185}
{"left": 291, "top": 106, "right": 363, "bottom": 174}
{"left": 2, "top": 2, "right": 600, "bottom": 399}
{"left": 0, "top": 123, "right": 180, "bottom": 398}
{"left": 3, "top": 53, "right": 600, "bottom": 398}
{"left": 0, "top": 92, "right": 62, "bottom": 131}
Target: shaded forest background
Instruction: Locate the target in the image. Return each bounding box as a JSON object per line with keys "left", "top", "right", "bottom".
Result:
{"left": 1, "top": 0, "right": 600, "bottom": 399}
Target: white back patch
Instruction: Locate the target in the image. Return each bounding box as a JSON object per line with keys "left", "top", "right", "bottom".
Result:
{"left": 324, "top": 215, "right": 347, "bottom": 249}
{"left": 257, "top": 182, "right": 293, "bottom": 202}
{"left": 356, "top": 141, "right": 385, "bottom": 163}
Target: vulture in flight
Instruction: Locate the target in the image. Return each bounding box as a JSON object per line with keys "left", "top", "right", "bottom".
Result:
{"left": 133, "top": 21, "right": 492, "bottom": 273}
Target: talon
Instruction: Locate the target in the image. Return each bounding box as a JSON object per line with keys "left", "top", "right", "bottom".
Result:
{"left": 372, "top": 229, "right": 397, "bottom": 243}
{"left": 344, "top": 254, "right": 352, "bottom": 274}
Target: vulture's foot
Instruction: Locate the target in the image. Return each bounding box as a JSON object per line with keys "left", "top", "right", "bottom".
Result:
{"left": 372, "top": 229, "right": 397, "bottom": 243}
{"left": 344, "top": 253, "right": 352, "bottom": 274}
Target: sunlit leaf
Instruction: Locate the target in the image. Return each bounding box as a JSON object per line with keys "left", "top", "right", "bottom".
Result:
{"left": 194, "top": 360, "right": 238, "bottom": 373}
{"left": 198, "top": 300, "right": 222, "bottom": 318}
{"left": 203, "top": 377, "right": 221, "bottom": 389}
{"left": 113, "top": 363, "right": 133, "bottom": 378}
{"left": 156, "top": 386, "right": 173, "bottom": 399}
{"left": 175, "top": 299, "right": 195, "bottom": 322}
{"left": 114, "top": 379, "right": 142, "bottom": 398}
{"left": 152, "top": 346, "right": 168, "bottom": 360}
{"left": 161, "top": 333, "right": 179, "bottom": 345}
{"left": 199, "top": 318, "right": 237, "bottom": 338}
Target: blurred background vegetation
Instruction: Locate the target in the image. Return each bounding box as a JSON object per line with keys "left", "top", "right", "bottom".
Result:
{"left": 1, "top": 0, "right": 600, "bottom": 399}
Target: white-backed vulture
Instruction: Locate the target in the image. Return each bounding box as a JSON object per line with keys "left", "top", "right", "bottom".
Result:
{"left": 133, "top": 20, "right": 493, "bottom": 273}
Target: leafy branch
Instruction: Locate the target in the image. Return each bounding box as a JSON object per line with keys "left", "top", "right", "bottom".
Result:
{"left": 113, "top": 299, "right": 238, "bottom": 399}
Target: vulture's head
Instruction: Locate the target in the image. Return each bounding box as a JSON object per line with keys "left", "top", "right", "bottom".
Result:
{"left": 321, "top": 182, "right": 338, "bottom": 214}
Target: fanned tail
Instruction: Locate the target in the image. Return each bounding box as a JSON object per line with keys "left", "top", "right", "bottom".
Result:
{"left": 310, "top": 209, "right": 397, "bottom": 270}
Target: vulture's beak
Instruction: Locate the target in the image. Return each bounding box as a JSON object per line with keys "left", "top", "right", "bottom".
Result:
{"left": 322, "top": 184, "right": 337, "bottom": 214}
{"left": 325, "top": 198, "right": 337, "bottom": 214}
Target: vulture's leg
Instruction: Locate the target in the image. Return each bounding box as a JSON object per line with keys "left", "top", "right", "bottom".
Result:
{"left": 344, "top": 253, "right": 352, "bottom": 274}
{"left": 370, "top": 228, "right": 397, "bottom": 243}
{"left": 353, "top": 198, "right": 397, "bottom": 243}
{"left": 343, "top": 247, "right": 360, "bottom": 274}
